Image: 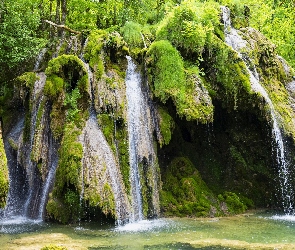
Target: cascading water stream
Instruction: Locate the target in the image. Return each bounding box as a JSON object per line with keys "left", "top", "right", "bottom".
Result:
{"left": 125, "top": 56, "right": 144, "bottom": 222}
{"left": 3, "top": 68, "right": 59, "bottom": 221}
{"left": 125, "top": 56, "right": 160, "bottom": 222}
{"left": 79, "top": 59, "right": 131, "bottom": 225}
{"left": 221, "top": 6, "right": 294, "bottom": 213}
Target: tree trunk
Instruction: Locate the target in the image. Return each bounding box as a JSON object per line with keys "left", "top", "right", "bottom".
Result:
{"left": 55, "top": 0, "right": 61, "bottom": 24}
{"left": 61, "top": 0, "right": 67, "bottom": 25}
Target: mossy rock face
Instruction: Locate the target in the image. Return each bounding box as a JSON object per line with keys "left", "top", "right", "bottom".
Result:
{"left": 47, "top": 123, "right": 83, "bottom": 223}
{"left": 97, "top": 114, "right": 130, "bottom": 193}
{"left": 44, "top": 55, "right": 91, "bottom": 223}
{"left": 146, "top": 40, "right": 213, "bottom": 123}
{"left": 44, "top": 55, "right": 90, "bottom": 99}
{"left": 160, "top": 157, "right": 219, "bottom": 217}
{"left": 239, "top": 27, "right": 295, "bottom": 139}
{"left": 105, "top": 32, "right": 129, "bottom": 64}
{"left": 202, "top": 34, "right": 253, "bottom": 111}
{"left": 0, "top": 130, "right": 8, "bottom": 208}
{"left": 158, "top": 98, "right": 274, "bottom": 210}
{"left": 44, "top": 55, "right": 90, "bottom": 139}
{"left": 84, "top": 29, "right": 106, "bottom": 76}
{"left": 157, "top": 106, "right": 175, "bottom": 147}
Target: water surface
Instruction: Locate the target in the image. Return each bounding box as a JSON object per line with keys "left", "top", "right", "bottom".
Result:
{"left": 1, "top": 212, "right": 295, "bottom": 249}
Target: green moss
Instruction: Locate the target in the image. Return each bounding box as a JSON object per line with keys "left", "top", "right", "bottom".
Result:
{"left": 45, "top": 55, "right": 89, "bottom": 97}
{"left": 147, "top": 40, "right": 185, "bottom": 103}
{"left": 8, "top": 138, "right": 18, "bottom": 151}
{"left": 158, "top": 107, "right": 175, "bottom": 147}
{"left": 105, "top": 32, "right": 129, "bottom": 63}
{"left": 97, "top": 114, "right": 130, "bottom": 194}
{"left": 137, "top": 157, "right": 160, "bottom": 218}
{"left": 156, "top": 1, "right": 220, "bottom": 57}
{"left": 83, "top": 30, "right": 106, "bottom": 80}
{"left": 204, "top": 35, "right": 252, "bottom": 109}
{"left": 47, "top": 123, "right": 83, "bottom": 223}
{"left": 41, "top": 245, "right": 67, "bottom": 250}
{"left": 115, "top": 123, "right": 130, "bottom": 194}
{"left": 16, "top": 72, "right": 40, "bottom": 142}
{"left": 31, "top": 99, "right": 45, "bottom": 164}
{"left": 101, "top": 183, "right": 116, "bottom": 217}
{"left": 97, "top": 114, "right": 115, "bottom": 143}
{"left": 218, "top": 192, "right": 247, "bottom": 214}
{"left": 45, "top": 55, "right": 90, "bottom": 139}
{"left": 50, "top": 94, "right": 66, "bottom": 139}
{"left": 46, "top": 193, "right": 71, "bottom": 224}
{"left": 17, "top": 72, "right": 39, "bottom": 90}
{"left": 121, "top": 21, "right": 144, "bottom": 49}
{"left": 64, "top": 88, "right": 83, "bottom": 124}
{"left": 179, "top": 68, "right": 214, "bottom": 122}
{"left": 0, "top": 133, "right": 8, "bottom": 208}
{"left": 160, "top": 157, "right": 216, "bottom": 217}
{"left": 147, "top": 40, "right": 213, "bottom": 122}
{"left": 44, "top": 75, "right": 65, "bottom": 98}
{"left": 227, "top": 3, "right": 250, "bottom": 29}
{"left": 56, "top": 123, "right": 83, "bottom": 192}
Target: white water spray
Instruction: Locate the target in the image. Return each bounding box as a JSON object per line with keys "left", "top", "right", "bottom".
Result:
{"left": 221, "top": 6, "right": 294, "bottom": 213}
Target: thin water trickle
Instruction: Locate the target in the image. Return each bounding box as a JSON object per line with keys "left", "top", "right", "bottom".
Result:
{"left": 37, "top": 137, "right": 58, "bottom": 220}
{"left": 221, "top": 6, "right": 294, "bottom": 213}
{"left": 34, "top": 48, "right": 47, "bottom": 71}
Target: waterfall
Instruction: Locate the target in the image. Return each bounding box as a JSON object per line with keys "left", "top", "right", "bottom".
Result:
{"left": 3, "top": 72, "right": 59, "bottom": 220}
{"left": 3, "top": 117, "right": 26, "bottom": 217}
{"left": 125, "top": 56, "right": 160, "bottom": 222}
{"left": 22, "top": 73, "right": 46, "bottom": 217}
{"left": 221, "top": 6, "right": 294, "bottom": 213}
{"left": 79, "top": 60, "right": 131, "bottom": 225}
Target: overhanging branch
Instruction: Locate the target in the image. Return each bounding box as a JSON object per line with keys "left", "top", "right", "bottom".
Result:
{"left": 44, "top": 20, "right": 81, "bottom": 35}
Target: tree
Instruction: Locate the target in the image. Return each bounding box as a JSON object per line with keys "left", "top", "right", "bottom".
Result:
{"left": 0, "top": 0, "right": 47, "bottom": 82}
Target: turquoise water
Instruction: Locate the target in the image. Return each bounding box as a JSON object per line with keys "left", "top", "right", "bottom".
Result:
{"left": 1, "top": 212, "right": 295, "bottom": 249}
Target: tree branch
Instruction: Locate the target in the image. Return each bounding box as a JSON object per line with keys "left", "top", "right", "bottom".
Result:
{"left": 44, "top": 20, "right": 81, "bottom": 35}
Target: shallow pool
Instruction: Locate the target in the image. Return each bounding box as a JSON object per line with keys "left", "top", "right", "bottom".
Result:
{"left": 1, "top": 211, "right": 295, "bottom": 249}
